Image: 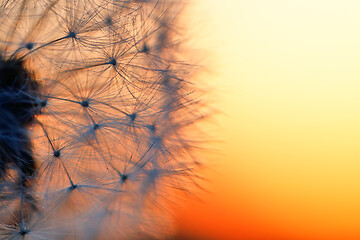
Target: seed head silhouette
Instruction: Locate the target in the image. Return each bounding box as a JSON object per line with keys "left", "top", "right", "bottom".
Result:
{"left": 0, "top": 0, "right": 206, "bottom": 239}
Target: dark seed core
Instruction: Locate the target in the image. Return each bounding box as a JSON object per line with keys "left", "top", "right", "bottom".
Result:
{"left": 129, "top": 113, "right": 136, "bottom": 121}
{"left": 109, "top": 58, "right": 117, "bottom": 66}
{"left": 140, "top": 43, "right": 149, "bottom": 53}
{"left": 40, "top": 99, "right": 47, "bottom": 107}
{"left": 81, "top": 100, "right": 89, "bottom": 107}
{"left": 54, "top": 150, "right": 61, "bottom": 158}
{"left": 121, "top": 175, "right": 128, "bottom": 182}
{"left": 147, "top": 124, "right": 156, "bottom": 132}
{"left": 105, "top": 17, "right": 113, "bottom": 25}
{"left": 25, "top": 42, "right": 34, "bottom": 50}
{"left": 68, "top": 31, "right": 76, "bottom": 38}
{"left": 20, "top": 229, "right": 30, "bottom": 236}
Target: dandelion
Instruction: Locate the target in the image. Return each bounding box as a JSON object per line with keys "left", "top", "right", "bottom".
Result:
{"left": 0, "top": 0, "right": 207, "bottom": 239}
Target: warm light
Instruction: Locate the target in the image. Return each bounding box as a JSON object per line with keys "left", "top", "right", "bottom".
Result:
{"left": 177, "top": 1, "right": 360, "bottom": 239}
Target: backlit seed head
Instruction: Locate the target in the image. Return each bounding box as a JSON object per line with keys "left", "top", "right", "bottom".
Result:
{"left": 0, "top": 0, "right": 208, "bottom": 239}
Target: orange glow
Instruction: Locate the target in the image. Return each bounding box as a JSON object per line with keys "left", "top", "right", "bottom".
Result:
{"left": 176, "top": 0, "right": 360, "bottom": 239}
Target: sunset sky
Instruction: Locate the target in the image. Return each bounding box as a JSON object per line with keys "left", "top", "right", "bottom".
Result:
{"left": 176, "top": 1, "right": 360, "bottom": 239}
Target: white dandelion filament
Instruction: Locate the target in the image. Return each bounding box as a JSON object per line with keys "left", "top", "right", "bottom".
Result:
{"left": 0, "top": 0, "right": 206, "bottom": 239}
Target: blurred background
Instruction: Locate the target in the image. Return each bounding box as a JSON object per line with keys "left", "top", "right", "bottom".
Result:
{"left": 173, "top": 0, "right": 360, "bottom": 239}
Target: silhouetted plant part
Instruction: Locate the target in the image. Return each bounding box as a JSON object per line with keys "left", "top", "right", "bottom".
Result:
{"left": 0, "top": 0, "right": 206, "bottom": 239}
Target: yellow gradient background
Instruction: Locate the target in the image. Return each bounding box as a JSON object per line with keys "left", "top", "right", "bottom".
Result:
{"left": 176, "top": 1, "right": 360, "bottom": 239}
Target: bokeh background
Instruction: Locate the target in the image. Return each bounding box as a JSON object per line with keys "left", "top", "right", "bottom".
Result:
{"left": 174, "top": 0, "right": 360, "bottom": 239}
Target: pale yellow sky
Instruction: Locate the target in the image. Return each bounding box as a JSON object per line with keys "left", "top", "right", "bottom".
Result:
{"left": 179, "top": 1, "right": 360, "bottom": 239}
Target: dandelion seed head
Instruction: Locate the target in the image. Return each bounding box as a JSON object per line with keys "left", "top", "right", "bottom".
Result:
{"left": 0, "top": 0, "right": 208, "bottom": 238}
